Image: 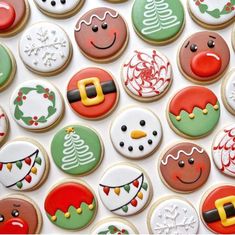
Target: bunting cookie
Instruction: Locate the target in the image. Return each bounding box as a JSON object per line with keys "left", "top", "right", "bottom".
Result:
{"left": 0, "top": 106, "right": 9, "bottom": 146}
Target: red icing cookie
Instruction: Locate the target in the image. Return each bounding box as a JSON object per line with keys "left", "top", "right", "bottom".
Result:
{"left": 0, "top": 2, "right": 15, "bottom": 30}
{"left": 67, "top": 67, "right": 119, "bottom": 119}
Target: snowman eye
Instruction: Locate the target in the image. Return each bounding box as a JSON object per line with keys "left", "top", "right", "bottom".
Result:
{"left": 140, "top": 120, "right": 146, "bottom": 126}
{"left": 121, "top": 125, "right": 127, "bottom": 132}
{"left": 0, "top": 215, "right": 4, "bottom": 222}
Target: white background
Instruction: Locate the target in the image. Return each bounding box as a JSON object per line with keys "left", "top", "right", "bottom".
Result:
{"left": 0, "top": 0, "right": 234, "bottom": 234}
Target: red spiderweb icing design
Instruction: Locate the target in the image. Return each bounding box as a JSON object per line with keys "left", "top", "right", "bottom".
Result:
{"left": 44, "top": 182, "right": 94, "bottom": 216}
{"left": 169, "top": 86, "right": 218, "bottom": 116}
{"left": 0, "top": 113, "right": 5, "bottom": 137}
{"left": 123, "top": 50, "right": 171, "bottom": 97}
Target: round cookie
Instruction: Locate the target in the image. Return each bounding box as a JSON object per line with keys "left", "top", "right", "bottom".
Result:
{"left": 74, "top": 7, "right": 128, "bottom": 62}
{"left": 222, "top": 69, "right": 235, "bottom": 115}
{"left": 188, "top": 0, "right": 235, "bottom": 29}
{"left": 178, "top": 31, "right": 230, "bottom": 84}
{"left": 132, "top": 0, "right": 185, "bottom": 45}
{"left": 0, "top": 195, "right": 42, "bottom": 234}
{"left": 34, "top": 0, "right": 84, "bottom": 18}
{"left": 159, "top": 142, "right": 211, "bottom": 193}
{"left": 19, "top": 22, "right": 72, "bottom": 76}
{"left": 44, "top": 180, "right": 97, "bottom": 230}
{"left": 0, "top": 43, "right": 16, "bottom": 91}
{"left": 0, "top": 0, "right": 30, "bottom": 37}
{"left": 51, "top": 124, "right": 104, "bottom": 176}
{"left": 0, "top": 138, "right": 49, "bottom": 191}
{"left": 110, "top": 107, "right": 162, "bottom": 159}
{"left": 167, "top": 86, "right": 220, "bottom": 139}
{"left": 147, "top": 196, "right": 199, "bottom": 234}
{"left": 0, "top": 106, "right": 9, "bottom": 146}
{"left": 122, "top": 49, "right": 172, "bottom": 102}
{"left": 10, "top": 79, "right": 64, "bottom": 132}
{"left": 200, "top": 184, "right": 235, "bottom": 234}
{"left": 67, "top": 67, "right": 119, "bottom": 120}
{"left": 98, "top": 163, "right": 152, "bottom": 216}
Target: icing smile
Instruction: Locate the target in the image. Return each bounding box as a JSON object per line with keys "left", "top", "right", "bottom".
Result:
{"left": 177, "top": 168, "right": 202, "bottom": 184}
{"left": 91, "top": 32, "right": 117, "bottom": 50}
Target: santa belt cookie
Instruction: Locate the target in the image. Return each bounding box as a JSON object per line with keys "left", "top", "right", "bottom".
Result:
{"left": 67, "top": 78, "right": 116, "bottom": 106}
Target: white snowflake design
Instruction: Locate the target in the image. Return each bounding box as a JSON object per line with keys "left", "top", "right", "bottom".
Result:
{"left": 229, "top": 81, "right": 235, "bottom": 101}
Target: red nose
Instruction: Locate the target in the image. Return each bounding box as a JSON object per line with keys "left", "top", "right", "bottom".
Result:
{"left": 190, "top": 51, "right": 222, "bottom": 77}
{"left": 0, "top": 2, "right": 16, "bottom": 30}
{"left": 0, "top": 218, "right": 29, "bottom": 234}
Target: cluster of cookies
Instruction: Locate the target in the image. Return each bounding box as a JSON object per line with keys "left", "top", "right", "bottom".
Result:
{"left": 0, "top": 0, "right": 234, "bottom": 234}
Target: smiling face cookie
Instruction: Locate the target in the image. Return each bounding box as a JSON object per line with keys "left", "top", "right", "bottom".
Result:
{"left": 74, "top": 7, "right": 128, "bottom": 62}
{"left": 159, "top": 143, "right": 211, "bottom": 192}
{"left": 179, "top": 32, "right": 230, "bottom": 84}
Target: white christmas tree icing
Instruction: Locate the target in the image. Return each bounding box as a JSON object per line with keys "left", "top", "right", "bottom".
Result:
{"left": 142, "top": 0, "right": 180, "bottom": 35}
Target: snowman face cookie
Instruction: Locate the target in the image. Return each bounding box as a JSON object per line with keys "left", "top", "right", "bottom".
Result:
{"left": 110, "top": 107, "right": 162, "bottom": 159}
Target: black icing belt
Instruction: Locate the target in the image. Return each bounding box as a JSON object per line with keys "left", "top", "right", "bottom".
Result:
{"left": 67, "top": 80, "right": 116, "bottom": 103}
{"left": 203, "top": 203, "right": 235, "bottom": 223}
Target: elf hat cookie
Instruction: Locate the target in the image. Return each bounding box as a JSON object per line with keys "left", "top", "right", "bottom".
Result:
{"left": 0, "top": 138, "right": 49, "bottom": 191}
{"left": 67, "top": 67, "right": 119, "bottom": 120}
{"left": 167, "top": 86, "right": 220, "bottom": 139}
{"left": 188, "top": 0, "right": 235, "bottom": 29}
{"left": 74, "top": 7, "right": 128, "bottom": 62}
{"left": 98, "top": 163, "right": 152, "bottom": 216}
{"left": 51, "top": 124, "right": 104, "bottom": 176}
{"left": 0, "top": 106, "right": 9, "bottom": 146}
{"left": 44, "top": 179, "right": 97, "bottom": 230}
{"left": 122, "top": 49, "right": 173, "bottom": 102}
{"left": 132, "top": 0, "right": 185, "bottom": 45}
{"left": 178, "top": 31, "right": 230, "bottom": 84}
{"left": 0, "top": 195, "right": 42, "bottom": 234}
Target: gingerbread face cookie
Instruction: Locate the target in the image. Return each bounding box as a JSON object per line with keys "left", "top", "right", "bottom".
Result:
{"left": 167, "top": 86, "right": 220, "bottom": 138}
{"left": 74, "top": 7, "right": 128, "bottom": 62}
{"left": 44, "top": 180, "right": 97, "bottom": 230}
{"left": 122, "top": 49, "right": 172, "bottom": 101}
{"left": 178, "top": 32, "right": 230, "bottom": 84}
{"left": 159, "top": 143, "right": 211, "bottom": 193}
{"left": 67, "top": 67, "right": 119, "bottom": 120}
{"left": 0, "top": 107, "right": 8, "bottom": 146}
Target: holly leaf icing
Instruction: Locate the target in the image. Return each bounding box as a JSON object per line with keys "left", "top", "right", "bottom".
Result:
{"left": 198, "top": 3, "right": 208, "bottom": 13}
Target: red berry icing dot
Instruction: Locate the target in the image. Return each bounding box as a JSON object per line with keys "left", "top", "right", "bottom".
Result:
{"left": 0, "top": 2, "right": 15, "bottom": 30}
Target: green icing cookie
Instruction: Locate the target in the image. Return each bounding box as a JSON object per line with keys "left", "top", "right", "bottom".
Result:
{"left": 51, "top": 125, "right": 103, "bottom": 175}
{"left": 132, "top": 0, "right": 185, "bottom": 43}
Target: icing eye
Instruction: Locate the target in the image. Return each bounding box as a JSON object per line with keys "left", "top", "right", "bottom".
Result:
{"left": 188, "top": 158, "right": 194, "bottom": 165}
{"left": 119, "top": 142, "right": 124, "bottom": 147}
{"left": 139, "top": 145, "right": 144, "bottom": 151}
{"left": 121, "top": 125, "right": 127, "bottom": 132}
{"left": 152, "top": 131, "right": 157, "bottom": 136}
{"left": 92, "top": 25, "right": 99, "bottom": 32}
{"left": 102, "top": 22, "right": 108, "bottom": 29}
{"left": 207, "top": 40, "right": 215, "bottom": 48}
{"left": 128, "top": 146, "right": 133, "bottom": 152}
{"left": 51, "top": 0, "right": 56, "bottom": 6}
{"left": 148, "top": 139, "right": 152, "bottom": 145}
{"left": 140, "top": 120, "right": 146, "bottom": 126}
{"left": 178, "top": 160, "right": 185, "bottom": 168}
{"left": 190, "top": 44, "right": 198, "bottom": 52}
{"left": 60, "top": 0, "right": 66, "bottom": 4}
{"left": 0, "top": 215, "right": 4, "bottom": 222}
{"left": 11, "top": 209, "right": 19, "bottom": 217}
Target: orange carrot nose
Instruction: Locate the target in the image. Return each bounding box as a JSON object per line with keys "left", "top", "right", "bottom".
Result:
{"left": 131, "top": 130, "right": 147, "bottom": 139}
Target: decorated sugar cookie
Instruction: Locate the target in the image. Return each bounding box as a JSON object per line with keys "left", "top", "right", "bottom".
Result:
{"left": 74, "top": 7, "right": 128, "bottom": 62}
{"left": 122, "top": 49, "right": 172, "bottom": 101}
{"left": 167, "top": 86, "right": 220, "bottom": 138}
{"left": 44, "top": 180, "right": 97, "bottom": 230}
{"left": 51, "top": 125, "right": 103, "bottom": 175}
{"left": 188, "top": 0, "right": 235, "bottom": 29}
{"left": 110, "top": 107, "right": 162, "bottom": 159}
{"left": 232, "top": 23, "right": 235, "bottom": 51}
{"left": 178, "top": 32, "right": 230, "bottom": 84}
{"left": 10, "top": 80, "right": 64, "bottom": 131}
{"left": 19, "top": 22, "right": 72, "bottom": 76}
{"left": 99, "top": 163, "right": 152, "bottom": 216}
{"left": 0, "top": 138, "right": 49, "bottom": 191}
{"left": 0, "top": 107, "right": 8, "bottom": 146}
{"left": 201, "top": 184, "right": 235, "bottom": 234}
{"left": 67, "top": 67, "right": 119, "bottom": 120}
{"left": 132, "top": 0, "right": 185, "bottom": 45}
{"left": 159, "top": 142, "right": 211, "bottom": 193}
{"left": 147, "top": 196, "right": 199, "bottom": 234}
{"left": 0, "top": 195, "right": 42, "bottom": 234}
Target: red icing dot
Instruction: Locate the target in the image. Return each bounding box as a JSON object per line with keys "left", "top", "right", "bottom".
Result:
{"left": 0, "top": 218, "right": 29, "bottom": 234}
{"left": 0, "top": 2, "right": 15, "bottom": 30}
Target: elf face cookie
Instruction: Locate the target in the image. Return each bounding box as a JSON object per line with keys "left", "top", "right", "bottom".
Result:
{"left": 110, "top": 107, "right": 162, "bottom": 159}
{"left": 0, "top": 107, "right": 8, "bottom": 146}
{"left": 132, "top": 0, "right": 185, "bottom": 44}
{"left": 67, "top": 67, "right": 119, "bottom": 119}
{"left": 99, "top": 163, "right": 152, "bottom": 216}
{"left": 178, "top": 32, "right": 230, "bottom": 84}
{"left": 51, "top": 125, "right": 103, "bottom": 175}
{"left": 148, "top": 196, "right": 199, "bottom": 234}
{"left": 167, "top": 86, "right": 220, "bottom": 138}
{"left": 201, "top": 185, "right": 235, "bottom": 234}
{"left": 0, "top": 138, "right": 48, "bottom": 191}
{"left": 44, "top": 180, "right": 97, "bottom": 230}
{"left": 19, "top": 22, "right": 72, "bottom": 76}
{"left": 74, "top": 7, "right": 128, "bottom": 62}
{"left": 159, "top": 143, "right": 211, "bottom": 193}
{"left": 0, "top": 196, "right": 41, "bottom": 234}
{"left": 122, "top": 49, "right": 172, "bottom": 101}
{"left": 10, "top": 80, "right": 64, "bottom": 131}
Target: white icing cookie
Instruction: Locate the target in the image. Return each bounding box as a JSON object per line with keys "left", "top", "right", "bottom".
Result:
{"left": 98, "top": 163, "right": 152, "bottom": 216}
{"left": 10, "top": 80, "right": 64, "bottom": 131}
{"left": 0, "top": 139, "right": 48, "bottom": 191}
{"left": 19, "top": 22, "right": 71, "bottom": 75}
{"left": 148, "top": 197, "right": 199, "bottom": 234}
{"left": 0, "top": 107, "right": 8, "bottom": 145}
{"left": 110, "top": 107, "right": 162, "bottom": 159}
